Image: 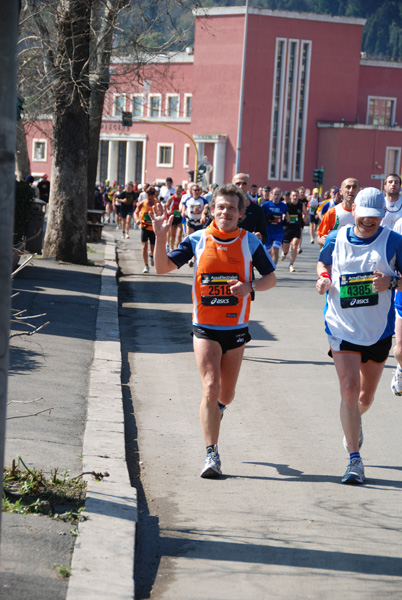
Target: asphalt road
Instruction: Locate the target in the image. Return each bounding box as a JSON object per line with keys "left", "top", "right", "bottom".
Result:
{"left": 117, "top": 228, "right": 402, "bottom": 600}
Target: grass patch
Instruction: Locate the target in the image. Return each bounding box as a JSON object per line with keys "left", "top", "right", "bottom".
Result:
{"left": 53, "top": 564, "right": 71, "bottom": 578}
{"left": 2, "top": 457, "right": 86, "bottom": 523}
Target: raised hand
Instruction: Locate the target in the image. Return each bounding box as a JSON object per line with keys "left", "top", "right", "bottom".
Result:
{"left": 150, "top": 202, "right": 173, "bottom": 236}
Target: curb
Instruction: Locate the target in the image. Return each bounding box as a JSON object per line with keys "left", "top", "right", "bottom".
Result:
{"left": 66, "top": 233, "right": 137, "bottom": 600}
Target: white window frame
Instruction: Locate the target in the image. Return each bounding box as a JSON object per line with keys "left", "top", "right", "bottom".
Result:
{"left": 280, "top": 38, "right": 299, "bottom": 181}
{"left": 148, "top": 93, "right": 162, "bottom": 118}
{"left": 184, "top": 93, "right": 192, "bottom": 118}
{"left": 113, "top": 93, "right": 126, "bottom": 117}
{"left": 32, "top": 138, "right": 47, "bottom": 162}
{"left": 269, "top": 38, "right": 287, "bottom": 180}
{"left": 292, "top": 40, "right": 312, "bottom": 181}
{"left": 157, "top": 143, "right": 174, "bottom": 168}
{"left": 166, "top": 93, "right": 180, "bottom": 118}
{"left": 385, "top": 146, "right": 401, "bottom": 175}
{"left": 366, "top": 96, "right": 396, "bottom": 127}
{"left": 131, "top": 94, "right": 144, "bottom": 118}
{"left": 183, "top": 144, "right": 190, "bottom": 168}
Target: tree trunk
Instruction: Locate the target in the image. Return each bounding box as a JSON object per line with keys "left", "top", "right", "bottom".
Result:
{"left": 87, "top": 2, "right": 120, "bottom": 209}
{"left": 43, "top": 104, "right": 89, "bottom": 264}
{"left": 42, "top": 0, "right": 90, "bottom": 264}
{"left": 87, "top": 80, "right": 107, "bottom": 209}
{"left": 15, "top": 119, "right": 31, "bottom": 181}
{"left": 0, "top": 0, "right": 19, "bottom": 542}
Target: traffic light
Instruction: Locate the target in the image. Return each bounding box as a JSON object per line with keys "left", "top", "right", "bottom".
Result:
{"left": 313, "top": 167, "right": 324, "bottom": 184}
{"left": 186, "top": 169, "right": 194, "bottom": 182}
{"left": 197, "top": 164, "right": 207, "bottom": 182}
{"left": 122, "top": 111, "right": 132, "bottom": 127}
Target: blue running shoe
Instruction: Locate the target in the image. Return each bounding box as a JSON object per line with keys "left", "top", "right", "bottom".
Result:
{"left": 200, "top": 451, "right": 222, "bottom": 479}
{"left": 342, "top": 458, "right": 365, "bottom": 484}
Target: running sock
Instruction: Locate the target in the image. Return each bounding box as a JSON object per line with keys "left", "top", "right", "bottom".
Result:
{"left": 350, "top": 452, "right": 361, "bottom": 462}
{"left": 206, "top": 444, "right": 218, "bottom": 455}
{"left": 218, "top": 402, "right": 226, "bottom": 410}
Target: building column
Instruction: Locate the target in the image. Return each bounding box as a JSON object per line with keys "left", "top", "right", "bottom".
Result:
{"left": 126, "top": 141, "right": 137, "bottom": 183}
{"left": 213, "top": 138, "right": 227, "bottom": 185}
{"left": 107, "top": 140, "right": 119, "bottom": 183}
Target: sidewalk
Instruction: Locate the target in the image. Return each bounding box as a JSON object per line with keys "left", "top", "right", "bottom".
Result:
{"left": 1, "top": 231, "right": 136, "bottom": 600}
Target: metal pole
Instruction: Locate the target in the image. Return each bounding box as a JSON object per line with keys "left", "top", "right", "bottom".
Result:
{"left": 0, "top": 0, "right": 19, "bottom": 548}
{"left": 235, "top": 0, "right": 250, "bottom": 173}
{"left": 134, "top": 118, "right": 199, "bottom": 175}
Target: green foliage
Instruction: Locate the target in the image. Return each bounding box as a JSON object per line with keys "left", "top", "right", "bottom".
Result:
{"left": 14, "top": 180, "right": 35, "bottom": 245}
{"left": 2, "top": 457, "right": 86, "bottom": 522}
{"left": 53, "top": 565, "right": 71, "bottom": 578}
{"left": 158, "top": 0, "right": 402, "bottom": 60}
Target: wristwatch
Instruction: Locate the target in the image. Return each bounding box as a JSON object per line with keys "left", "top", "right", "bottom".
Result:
{"left": 389, "top": 276, "right": 400, "bottom": 291}
{"left": 250, "top": 281, "right": 257, "bottom": 293}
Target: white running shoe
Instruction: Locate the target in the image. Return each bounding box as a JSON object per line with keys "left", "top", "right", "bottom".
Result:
{"left": 125, "top": 233, "right": 130, "bottom": 239}
{"left": 289, "top": 264, "right": 295, "bottom": 272}
{"left": 342, "top": 457, "right": 365, "bottom": 484}
{"left": 142, "top": 265, "right": 149, "bottom": 274}
{"left": 343, "top": 421, "right": 363, "bottom": 453}
{"left": 200, "top": 451, "right": 222, "bottom": 479}
{"left": 280, "top": 252, "right": 287, "bottom": 261}
{"left": 391, "top": 367, "right": 402, "bottom": 396}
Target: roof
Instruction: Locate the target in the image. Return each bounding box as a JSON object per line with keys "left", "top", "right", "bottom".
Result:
{"left": 193, "top": 6, "right": 366, "bottom": 27}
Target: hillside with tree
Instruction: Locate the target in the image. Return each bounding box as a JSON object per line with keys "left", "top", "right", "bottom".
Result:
{"left": 171, "top": 0, "right": 402, "bottom": 60}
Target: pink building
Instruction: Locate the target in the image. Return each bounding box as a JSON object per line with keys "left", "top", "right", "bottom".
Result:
{"left": 26, "top": 7, "right": 402, "bottom": 191}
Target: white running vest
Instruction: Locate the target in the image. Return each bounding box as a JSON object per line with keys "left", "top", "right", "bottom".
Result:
{"left": 325, "top": 225, "right": 396, "bottom": 345}
{"left": 333, "top": 203, "right": 354, "bottom": 230}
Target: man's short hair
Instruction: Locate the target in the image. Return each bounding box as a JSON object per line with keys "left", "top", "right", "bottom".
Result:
{"left": 211, "top": 184, "right": 245, "bottom": 213}
{"left": 166, "top": 177, "right": 173, "bottom": 184}
{"left": 385, "top": 173, "right": 401, "bottom": 186}
{"left": 232, "top": 173, "right": 249, "bottom": 185}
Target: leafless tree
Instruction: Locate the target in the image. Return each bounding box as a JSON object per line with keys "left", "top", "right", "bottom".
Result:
{"left": 18, "top": 0, "right": 199, "bottom": 263}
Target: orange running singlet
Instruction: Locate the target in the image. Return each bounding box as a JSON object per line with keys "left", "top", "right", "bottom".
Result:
{"left": 192, "top": 226, "right": 253, "bottom": 327}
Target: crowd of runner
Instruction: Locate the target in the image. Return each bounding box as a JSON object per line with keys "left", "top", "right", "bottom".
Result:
{"left": 96, "top": 172, "right": 402, "bottom": 485}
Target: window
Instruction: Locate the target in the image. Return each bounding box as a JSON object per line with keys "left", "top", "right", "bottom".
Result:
{"left": 132, "top": 94, "right": 144, "bottom": 118}
{"left": 269, "top": 39, "right": 286, "bottom": 179}
{"left": 157, "top": 144, "right": 174, "bottom": 167}
{"left": 269, "top": 38, "right": 311, "bottom": 182}
{"left": 293, "top": 41, "right": 311, "bottom": 180}
{"left": 367, "top": 97, "right": 396, "bottom": 126}
{"left": 113, "top": 94, "right": 126, "bottom": 117}
{"left": 166, "top": 94, "right": 179, "bottom": 118}
{"left": 184, "top": 144, "right": 190, "bottom": 168}
{"left": 385, "top": 147, "right": 401, "bottom": 174}
{"left": 281, "top": 40, "right": 299, "bottom": 180}
{"left": 33, "top": 139, "right": 47, "bottom": 161}
{"left": 149, "top": 94, "right": 161, "bottom": 118}
{"left": 184, "top": 94, "right": 192, "bottom": 118}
